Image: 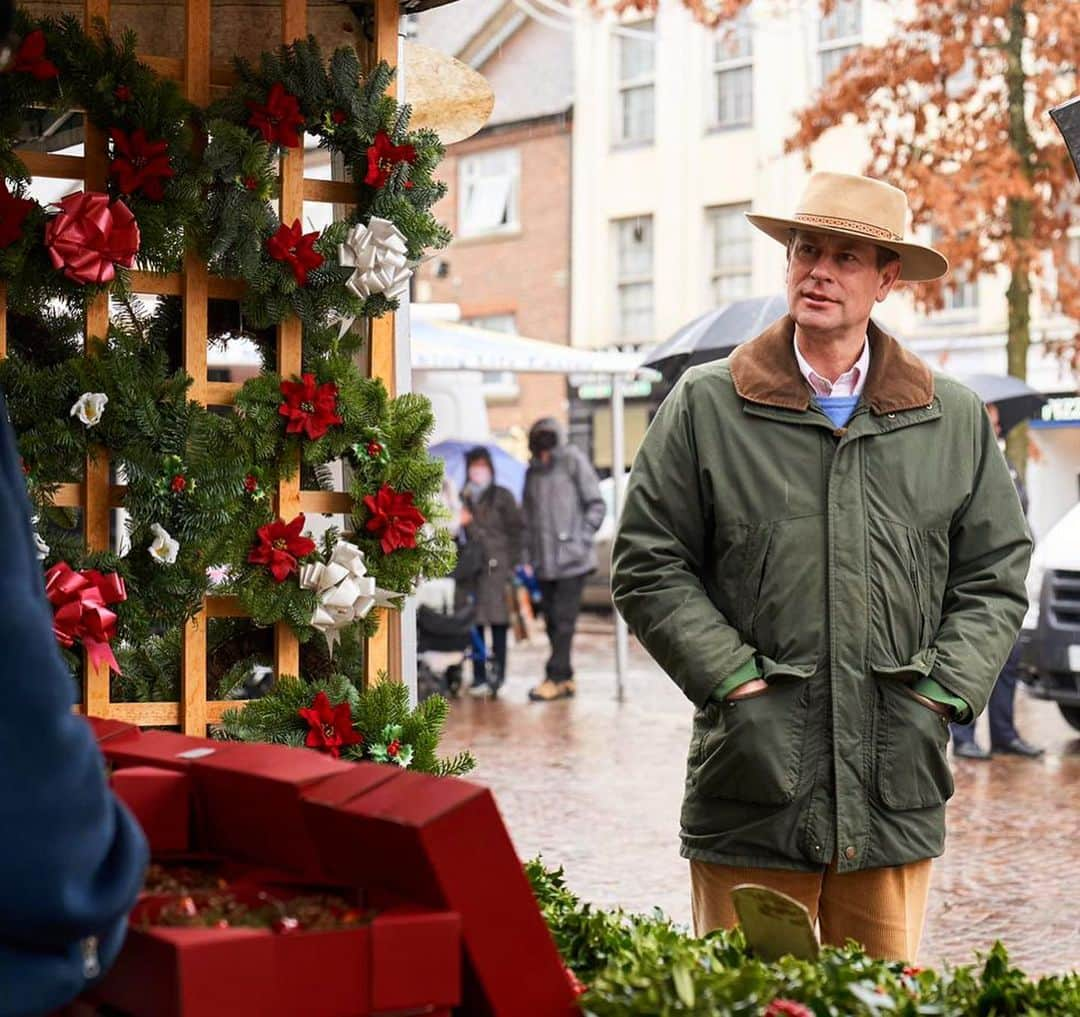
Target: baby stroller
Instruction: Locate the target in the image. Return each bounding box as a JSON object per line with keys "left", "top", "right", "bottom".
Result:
{"left": 415, "top": 577, "right": 475, "bottom": 701}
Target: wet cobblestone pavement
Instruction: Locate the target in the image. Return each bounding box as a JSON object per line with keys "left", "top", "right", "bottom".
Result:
{"left": 439, "top": 614, "right": 1080, "bottom": 975}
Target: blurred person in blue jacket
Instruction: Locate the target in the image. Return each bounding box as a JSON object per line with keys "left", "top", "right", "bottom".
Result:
{"left": 0, "top": 388, "right": 148, "bottom": 1011}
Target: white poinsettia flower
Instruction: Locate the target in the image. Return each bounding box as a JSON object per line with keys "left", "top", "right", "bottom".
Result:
{"left": 149, "top": 523, "right": 180, "bottom": 566}
{"left": 30, "top": 516, "right": 49, "bottom": 561}
{"left": 70, "top": 392, "right": 109, "bottom": 428}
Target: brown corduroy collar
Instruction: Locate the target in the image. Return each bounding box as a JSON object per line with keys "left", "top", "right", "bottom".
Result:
{"left": 728, "top": 314, "right": 935, "bottom": 415}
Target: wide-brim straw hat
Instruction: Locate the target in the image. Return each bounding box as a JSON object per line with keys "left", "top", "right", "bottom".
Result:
{"left": 746, "top": 171, "right": 949, "bottom": 282}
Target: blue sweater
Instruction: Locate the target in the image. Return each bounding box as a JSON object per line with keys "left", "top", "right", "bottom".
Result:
{"left": 814, "top": 394, "right": 860, "bottom": 429}
{"left": 0, "top": 393, "right": 147, "bottom": 1016}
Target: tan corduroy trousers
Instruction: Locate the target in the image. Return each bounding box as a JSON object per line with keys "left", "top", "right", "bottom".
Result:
{"left": 690, "top": 857, "right": 933, "bottom": 963}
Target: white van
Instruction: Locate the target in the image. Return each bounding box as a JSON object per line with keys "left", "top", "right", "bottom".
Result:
{"left": 1019, "top": 502, "right": 1080, "bottom": 731}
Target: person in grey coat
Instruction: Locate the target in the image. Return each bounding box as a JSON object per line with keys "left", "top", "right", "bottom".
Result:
{"left": 521, "top": 417, "right": 606, "bottom": 701}
{"left": 459, "top": 446, "right": 524, "bottom": 698}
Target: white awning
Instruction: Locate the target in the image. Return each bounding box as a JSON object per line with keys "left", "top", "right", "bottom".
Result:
{"left": 410, "top": 318, "right": 653, "bottom": 377}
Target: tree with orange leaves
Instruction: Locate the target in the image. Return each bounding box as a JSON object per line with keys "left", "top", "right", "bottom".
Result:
{"left": 586, "top": 0, "right": 1079, "bottom": 471}
{"left": 785, "top": 0, "right": 1080, "bottom": 471}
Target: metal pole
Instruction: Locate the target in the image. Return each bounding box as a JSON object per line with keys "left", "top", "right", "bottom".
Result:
{"left": 611, "top": 373, "right": 629, "bottom": 702}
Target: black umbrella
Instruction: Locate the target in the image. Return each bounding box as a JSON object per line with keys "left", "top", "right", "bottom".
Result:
{"left": 952, "top": 373, "right": 1048, "bottom": 435}
{"left": 641, "top": 295, "right": 789, "bottom": 384}
{"left": 642, "top": 295, "right": 896, "bottom": 385}
{"left": 1050, "top": 95, "right": 1080, "bottom": 181}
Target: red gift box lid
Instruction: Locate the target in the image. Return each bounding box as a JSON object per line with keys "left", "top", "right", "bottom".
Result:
{"left": 85, "top": 716, "right": 140, "bottom": 745}
{"left": 188, "top": 742, "right": 355, "bottom": 876}
{"left": 102, "top": 730, "right": 231, "bottom": 772}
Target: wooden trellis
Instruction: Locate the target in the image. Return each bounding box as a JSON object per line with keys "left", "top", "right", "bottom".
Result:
{"left": 5, "top": 0, "right": 402, "bottom": 735}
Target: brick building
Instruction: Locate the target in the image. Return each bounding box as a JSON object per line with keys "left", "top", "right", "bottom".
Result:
{"left": 410, "top": 1, "right": 574, "bottom": 448}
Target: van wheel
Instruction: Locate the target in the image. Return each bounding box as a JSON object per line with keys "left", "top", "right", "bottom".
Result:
{"left": 1058, "top": 704, "right": 1080, "bottom": 732}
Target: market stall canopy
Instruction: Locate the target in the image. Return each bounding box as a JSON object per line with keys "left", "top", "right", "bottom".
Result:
{"left": 410, "top": 318, "right": 655, "bottom": 376}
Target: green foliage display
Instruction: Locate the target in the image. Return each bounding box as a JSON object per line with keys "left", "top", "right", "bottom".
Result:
{"left": 527, "top": 862, "right": 1080, "bottom": 1016}
{"left": 1, "top": 13, "right": 457, "bottom": 685}
{"left": 215, "top": 674, "right": 475, "bottom": 778}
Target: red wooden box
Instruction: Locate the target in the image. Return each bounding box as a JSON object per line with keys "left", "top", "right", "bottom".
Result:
{"left": 111, "top": 766, "right": 191, "bottom": 854}
{"left": 304, "top": 770, "right": 578, "bottom": 1016}
{"left": 101, "top": 729, "right": 231, "bottom": 773}
{"left": 188, "top": 742, "right": 355, "bottom": 876}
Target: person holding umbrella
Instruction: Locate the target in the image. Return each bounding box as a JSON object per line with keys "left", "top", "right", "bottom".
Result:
{"left": 951, "top": 399, "right": 1044, "bottom": 759}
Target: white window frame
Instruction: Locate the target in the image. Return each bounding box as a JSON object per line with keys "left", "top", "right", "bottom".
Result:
{"left": 613, "top": 21, "right": 656, "bottom": 147}
{"left": 817, "top": 0, "right": 861, "bottom": 85}
{"left": 709, "top": 15, "right": 753, "bottom": 129}
{"left": 457, "top": 148, "right": 521, "bottom": 239}
{"left": 707, "top": 203, "right": 753, "bottom": 304}
{"left": 613, "top": 216, "right": 654, "bottom": 341}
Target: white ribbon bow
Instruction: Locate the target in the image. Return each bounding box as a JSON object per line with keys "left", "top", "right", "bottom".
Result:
{"left": 335, "top": 218, "right": 413, "bottom": 339}
{"left": 300, "top": 541, "right": 397, "bottom": 654}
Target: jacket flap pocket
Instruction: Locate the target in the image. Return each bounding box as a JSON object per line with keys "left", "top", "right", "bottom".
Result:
{"left": 871, "top": 647, "right": 938, "bottom": 683}
{"left": 759, "top": 657, "right": 817, "bottom": 682}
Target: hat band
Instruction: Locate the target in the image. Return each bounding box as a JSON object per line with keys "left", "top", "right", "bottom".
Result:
{"left": 793, "top": 212, "right": 903, "bottom": 243}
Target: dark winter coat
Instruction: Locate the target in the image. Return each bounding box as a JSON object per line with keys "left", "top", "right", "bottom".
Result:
{"left": 0, "top": 393, "right": 148, "bottom": 1016}
{"left": 611, "top": 317, "right": 1031, "bottom": 873}
{"left": 522, "top": 419, "right": 606, "bottom": 581}
{"left": 458, "top": 483, "right": 524, "bottom": 626}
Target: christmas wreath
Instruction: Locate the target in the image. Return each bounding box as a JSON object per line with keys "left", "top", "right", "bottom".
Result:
{"left": 199, "top": 37, "right": 450, "bottom": 330}
{"left": 0, "top": 13, "right": 201, "bottom": 314}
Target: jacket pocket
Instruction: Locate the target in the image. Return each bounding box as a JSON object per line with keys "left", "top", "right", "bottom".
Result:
{"left": 873, "top": 649, "right": 954, "bottom": 810}
{"left": 692, "top": 658, "right": 815, "bottom": 806}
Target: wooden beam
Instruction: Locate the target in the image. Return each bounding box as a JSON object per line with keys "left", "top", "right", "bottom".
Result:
{"left": 303, "top": 178, "right": 358, "bottom": 205}
{"left": 17, "top": 150, "right": 85, "bottom": 180}
{"left": 205, "top": 381, "right": 242, "bottom": 406}
{"left": 298, "top": 490, "right": 353, "bottom": 514}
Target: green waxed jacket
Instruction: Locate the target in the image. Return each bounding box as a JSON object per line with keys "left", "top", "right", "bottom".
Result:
{"left": 611, "top": 316, "right": 1031, "bottom": 873}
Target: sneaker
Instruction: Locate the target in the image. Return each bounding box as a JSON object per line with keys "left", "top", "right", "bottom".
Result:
{"left": 528, "top": 679, "right": 575, "bottom": 702}
{"left": 467, "top": 682, "right": 494, "bottom": 699}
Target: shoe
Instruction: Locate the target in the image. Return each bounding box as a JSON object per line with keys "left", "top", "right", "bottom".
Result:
{"left": 992, "top": 737, "right": 1045, "bottom": 758}
{"left": 528, "top": 679, "right": 575, "bottom": 702}
{"left": 953, "top": 740, "right": 991, "bottom": 760}
{"left": 467, "top": 682, "right": 493, "bottom": 699}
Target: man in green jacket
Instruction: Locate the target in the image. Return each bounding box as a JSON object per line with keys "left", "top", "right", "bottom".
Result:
{"left": 611, "top": 172, "right": 1031, "bottom": 962}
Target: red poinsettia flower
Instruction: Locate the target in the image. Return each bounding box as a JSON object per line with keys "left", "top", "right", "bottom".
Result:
{"left": 247, "top": 514, "right": 316, "bottom": 582}
{"left": 12, "top": 30, "right": 59, "bottom": 80}
{"left": 364, "top": 131, "right": 416, "bottom": 190}
{"left": 764, "top": 1001, "right": 813, "bottom": 1017}
{"left": 0, "top": 178, "right": 35, "bottom": 249}
{"left": 278, "top": 374, "right": 342, "bottom": 440}
{"left": 247, "top": 82, "right": 305, "bottom": 148}
{"left": 363, "top": 484, "right": 426, "bottom": 554}
{"left": 266, "top": 219, "right": 324, "bottom": 286}
{"left": 564, "top": 965, "right": 587, "bottom": 997}
{"left": 109, "top": 128, "right": 175, "bottom": 202}
{"left": 298, "top": 691, "right": 362, "bottom": 758}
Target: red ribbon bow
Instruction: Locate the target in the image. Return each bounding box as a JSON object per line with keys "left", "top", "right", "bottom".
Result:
{"left": 44, "top": 191, "right": 140, "bottom": 285}
{"left": 45, "top": 562, "right": 126, "bottom": 674}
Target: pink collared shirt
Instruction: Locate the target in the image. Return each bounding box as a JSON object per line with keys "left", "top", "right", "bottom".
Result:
{"left": 793, "top": 335, "right": 870, "bottom": 398}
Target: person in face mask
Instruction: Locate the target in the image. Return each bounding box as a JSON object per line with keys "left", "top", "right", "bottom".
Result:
{"left": 458, "top": 447, "right": 524, "bottom": 697}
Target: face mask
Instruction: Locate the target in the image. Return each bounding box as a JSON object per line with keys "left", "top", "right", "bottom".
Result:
{"left": 467, "top": 466, "right": 492, "bottom": 490}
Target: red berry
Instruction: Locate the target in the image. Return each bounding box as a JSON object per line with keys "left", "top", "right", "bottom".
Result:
{"left": 366, "top": 441, "right": 382, "bottom": 457}
{"left": 387, "top": 739, "right": 399, "bottom": 757}
{"left": 243, "top": 474, "right": 258, "bottom": 493}
{"left": 114, "top": 84, "right": 132, "bottom": 102}
{"left": 332, "top": 109, "right": 347, "bottom": 125}
{"left": 20, "top": 458, "right": 29, "bottom": 475}
{"left": 171, "top": 474, "right": 187, "bottom": 493}
{"left": 243, "top": 176, "right": 259, "bottom": 191}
